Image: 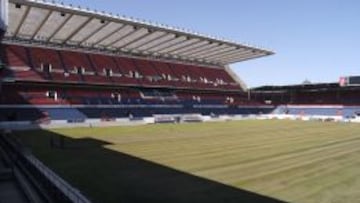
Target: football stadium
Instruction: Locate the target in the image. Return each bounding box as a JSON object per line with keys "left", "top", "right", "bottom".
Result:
{"left": 1, "top": 0, "right": 360, "bottom": 202}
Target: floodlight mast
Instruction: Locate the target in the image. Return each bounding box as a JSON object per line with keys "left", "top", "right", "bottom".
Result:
{"left": 0, "top": 0, "right": 9, "bottom": 37}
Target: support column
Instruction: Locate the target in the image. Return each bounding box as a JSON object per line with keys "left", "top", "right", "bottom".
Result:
{"left": 0, "top": 0, "right": 9, "bottom": 39}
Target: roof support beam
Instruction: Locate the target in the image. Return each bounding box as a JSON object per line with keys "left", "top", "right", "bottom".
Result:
{"left": 106, "top": 27, "right": 143, "bottom": 48}
{"left": 210, "top": 50, "right": 255, "bottom": 61}
{"left": 116, "top": 33, "right": 150, "bottom": 51}
{"left": 117, "top": 29, "right": 154, "bottom": 49}
{"left": 191, "top": 44, "right": 232, "bottom": 58}
{"left": 62, "top": 17, "right": 94, "bottom": 44}
{"left": 217, "top": 51, "right": 264, "bottom": 62}
{"left": 177, "top": 42, "right": 219, "bottom": 56}
{"left": 148, "top": 36, "right": 187, "bottom": 52}
{"left": 196, "top": 46, "right": 239, "bottom": 59}
{"left": 137, "top": 33, "right": 176, "bottom": 51}
{"left": 219, "top": 54, "right": 257, "bottom": 63}
{"left": 203, "top": 48, "right": 244, "bottom": 60}
{"left": 174, "top": 41, "right": 209, "bottom": 55}
{"left": 77, "top": 20, "right": 111, "bottom": 46}
{"left": 101, "top": 26, "right": 136, "bottom": 47}
{"left": 91, "top": 24, "right": 126, "bottom": 47}
{"left": 169, "top": 40, "right": 208, "bottom": 55}
{"left": 14, "top": 6, "right": 31, "bottom": 37}
{"left": 46, "top": 13, "right": 73, "bottom": 42}
{"left": 164, "top": 39, "right": 204, "bottom": 54}
{"left": 224, "top": 53, "right": 266, "bottom": 64}
{"left": 128, "top": 32, "right": 168, "bottom": 51}
{"left": 159, "top": 39, "right": 200, "bottom": 54}
{"left": 31, "top": 9, "right": 52, "bottom": 40}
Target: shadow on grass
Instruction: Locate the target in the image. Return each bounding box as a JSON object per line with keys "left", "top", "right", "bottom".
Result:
{"left": 15, "top": 129, "right": 286, "bottom": 203}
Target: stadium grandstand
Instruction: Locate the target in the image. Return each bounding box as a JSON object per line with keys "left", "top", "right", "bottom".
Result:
{"left": 2, "top": 0, "right": 360, "bottom": 202}
{"left": 0, "top": 0, "right": 360, "bottom": 126}
{"left": 0, "top": 1, "right": 279, "bottom": 202}
{"left": 0, "top": 0, "right": 277, "bottom": 126}
{"left": 251, "top": 79, "right": 360, "bottom": 119}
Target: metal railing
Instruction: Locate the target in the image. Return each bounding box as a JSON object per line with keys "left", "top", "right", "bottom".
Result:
{"left": 0, "top": 133, "right": 91, "bottom": 203}
{"left": 24, "top": 153, "right": 91, "bottom": 203}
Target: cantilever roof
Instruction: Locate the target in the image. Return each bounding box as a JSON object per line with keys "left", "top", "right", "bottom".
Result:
{"left": 4, "top": 0, "right": 274, "bottom": 65}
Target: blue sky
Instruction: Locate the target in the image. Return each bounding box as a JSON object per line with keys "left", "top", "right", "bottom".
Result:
{"left": 60, "top": 0, "right": 360, "bottom": 87}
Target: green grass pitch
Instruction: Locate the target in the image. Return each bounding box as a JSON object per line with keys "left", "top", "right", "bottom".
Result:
{"left": 15, "top": 120, "right": 360, "bottom": 203}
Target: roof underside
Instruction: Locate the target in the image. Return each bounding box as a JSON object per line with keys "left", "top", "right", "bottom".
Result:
{"left": 3, "top": 0, "right": 274, "bottom": 66}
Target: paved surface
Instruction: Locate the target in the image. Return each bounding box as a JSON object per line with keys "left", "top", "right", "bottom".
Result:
{"left": 0, "top": 181, "right": 28, "bottom": 203}
{"left": 0, "top": 147, "right": 29, "bottom": 203}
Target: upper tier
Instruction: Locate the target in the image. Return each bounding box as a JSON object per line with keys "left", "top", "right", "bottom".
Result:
{"left": 0, "top": 44, "right": 243, "bottom": 91}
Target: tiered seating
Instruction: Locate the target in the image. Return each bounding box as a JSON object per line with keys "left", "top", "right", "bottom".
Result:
{"left": 1, "top": 45, "right": 44, "bottom": 81}
{"left": 0, "top": 89, "right": 28, "bottom": 104}
{"left": 340, "top": 90, "right": 360, "bottom": 104}
{"left": 175, "top": 91, "right": 262, "bottom": 106}
{"left": 1, "top": 45, "right": 30, "bottom": 66}
{"left": 126, "top": 90, "right": 142, "bottom": 104}
{"left": 1, "top": 44, "right": 242, "bottom": 91}
{"left": 88, "top": 54, "right": 120, "bottom": 84}
{"left": 0, "top": 82, "right": 275, "bottom": 121}
{"left": 274, "top": 106, "right": 342, "bottom": 116}
{"left": 97, "top": 89, "right": 143, "bottom": 105}
{"left": 22, "top": 91, "right": 67, "bottom": 105}
{"left": 60, "top": 51, "right": 107, "bottom": 84}
{"left": 205, "top": 67, "right": 239, "bottom": 90}
{"left": 29, "top": 47, "right": 65, "bottom": 81}
{"left": 0, "top": 107, "right": 47, "bottom": 121}
{"left": 151, "top": 61, "right": 179, "bottom": 87}
{"left": 169, "top": 63, "right": 199, "bottom": 89}
{"left": 113, "top": 57, "right": 140, "bottom": 86}
{"left": 232, "top": 94, "right": 263, "bottom": 105}
{"left": 293, "top": 91, "right": 339, "bottom": 105}
{"left": 189, "top": 65, "right": 239, "bottom": 90}
{"left": 139, "top": 89, "right": 178, "bottom": 105}
{"left": 0, "top": 86, "right": 67, "bottom": 105}
{"left": 188, "top": 65, "right": 214, "bottom": 89}
{"left": 166, "top": 63, "right": 240, "bottom": 90}
{"left": 133, "top": 59, "right": 163, "bottom": 86}
{"left": 65, "top": 89, "right": 99, "bottom": 105}
{"left": 176, "top": 92, "right": 224, "bottom": 105}
{"left": 94, "top": 91, "right": 111, "bottom": 105}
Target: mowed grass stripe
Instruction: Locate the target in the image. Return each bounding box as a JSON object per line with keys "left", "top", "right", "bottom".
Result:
{"left": 150, "top": 136, "right": 360, "bottom": 172}
{"left": 109, "top": 122, "right": 356, "bottom": 158}
{"left": 285, "top": 161, "right": 360, "bottom": 202}
{"left": 297, "top": 168, "right": 360, "bottom": 203}
{"left": 102, "top": 131, "right": 353, "bottom": 162}
{"left": 244, "top": 150, "right": 360, "bottom": 194}
{"left": 109, "top": 128, "right": 360, "bottom": 173}
{"left": 195, "top": 138, "right": 360, "bottom": 182}
{"left": 271, "top": 153, "right": 360, "bottom": 197}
